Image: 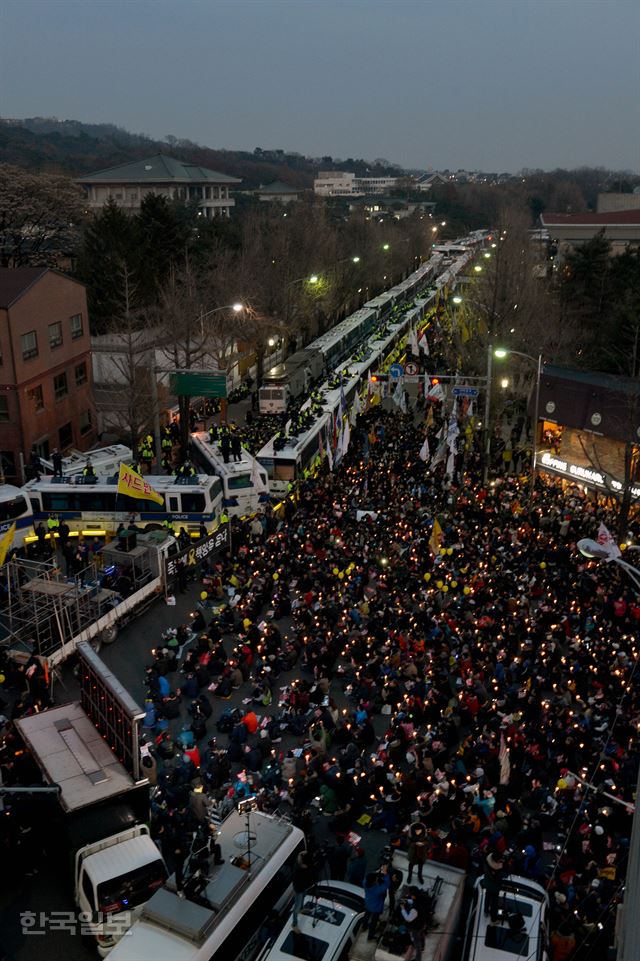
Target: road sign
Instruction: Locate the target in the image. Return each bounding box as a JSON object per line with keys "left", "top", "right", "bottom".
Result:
{"left": 170, "top": 371, "right": 228, "bottom": 398}
{"left": 404, "top": 361, "right": 419, "bottom": 376}
{"left": 452, "top": 386, "right": 479, "bottom": 398}
{"left": 389, "top": 363, "right": 404, "bottom": 379}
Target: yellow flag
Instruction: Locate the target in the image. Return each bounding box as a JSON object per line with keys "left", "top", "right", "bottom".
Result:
{"left": 117, "top": 463, "right": 164, "bottom": 506}
{"left": 0, "top": 523, "right": 16, "bottom": 566}
{"left": 429, "top": 518, "right": 442, "bottom": 556}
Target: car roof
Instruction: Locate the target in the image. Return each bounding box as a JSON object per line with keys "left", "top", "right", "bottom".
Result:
{"left": 467, "top": 875, "right": 548, "bottom": 961}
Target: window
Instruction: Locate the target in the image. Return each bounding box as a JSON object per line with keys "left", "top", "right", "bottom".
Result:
{"left": 53, "top": 372, "right": 68, "bottom": 401}
{"left": 228, "top": 473, "right": 252, "bottom": 490}
{"left": 81, "top": 872, "right": 95, "bottom": 913}
{"left": 179, "top": 492, "right": 205, "bottom": 513}
{"left": 79, "top": 409, "right": 92, "bottom": 435}
{"left": 21, "top": 330, "right": 38, "bottom": 361}
{"left": 48, "top": 322, "right": 63, "bottom": 349}
{"left": 0, "top": 492, "right": 28, "bottom": 520}
{"left": 75, "top": 362, "right": 87, "bottom": 387}
{"left": 70, "top": 313, "right": 83, "bottom": 339}
{"left": 59, "top": 422, "right": 73, "bottom": 449}
{"left": 28, "top": 385, "right": 44, "bottom": 412}
{"left": 96, "top": 859, "right": 166, "bottom": 913}
{"left": 0, "top": 396, "right": 8, "bottom": 422}
{"left": 0, "top": 452, "right": 17, "bottom": 479}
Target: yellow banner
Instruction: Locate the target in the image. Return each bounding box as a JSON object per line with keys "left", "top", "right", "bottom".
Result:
{"left": 0, "top": 523, "right": 16, "bottom": 566}
{"left": 429, "top": 518, "right": 442, "bottom": 556}
{"left": 117, "top": 463, "right": 164, "bottom": 506}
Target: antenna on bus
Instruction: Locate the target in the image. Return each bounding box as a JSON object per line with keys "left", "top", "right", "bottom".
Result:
{"left": 237, "top": 796, "right": 258, "bottom": 876}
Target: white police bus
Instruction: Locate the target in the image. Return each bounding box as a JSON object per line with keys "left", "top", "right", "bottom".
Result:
{"left": 190, "top": 431, "right": 269, "bottom": 517}
{"left": 22, "top": 474, "right": 223, "bottom": 541}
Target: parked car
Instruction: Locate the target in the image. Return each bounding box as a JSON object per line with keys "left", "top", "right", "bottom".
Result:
{"left": 463, "top": 874, "right": 549, "bottom": 961}
{"left": 256, "top": 880, "right": 365, "bottom": 961}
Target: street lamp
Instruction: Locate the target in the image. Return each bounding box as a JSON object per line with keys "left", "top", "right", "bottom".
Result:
{"left": 575, "top": 540, "right": 640, "bottom": 961}
{"left": 494, "top": 347, "right": 543, "bottom": 496}
{"left": 199, "top": 302, "right": 244, "bottom": 338}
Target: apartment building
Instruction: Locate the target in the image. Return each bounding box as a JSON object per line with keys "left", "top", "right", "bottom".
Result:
{"left": 0, "top": 268, "right": 96, "bottom": 480}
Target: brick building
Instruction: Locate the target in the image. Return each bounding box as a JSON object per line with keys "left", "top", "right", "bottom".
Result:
{"left": 0, "top": 268, "right": 96, "bottom": 481}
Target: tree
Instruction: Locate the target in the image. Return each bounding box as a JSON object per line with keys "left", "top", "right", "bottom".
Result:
{"left": 75, "top": 200, "right": 137, "bottom": 333}
{"left": 134, "top": 193, "right": 192, "bottom": 305}
{"left": 91, "top": 265, "right": 155, "bottom": 451}
{"left": 0, "top": 163, "right": 84, "bottom": 267}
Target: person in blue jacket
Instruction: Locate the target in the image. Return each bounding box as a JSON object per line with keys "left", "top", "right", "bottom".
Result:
{"left": 363, "top": 864, "right": 390, "bottom": 940}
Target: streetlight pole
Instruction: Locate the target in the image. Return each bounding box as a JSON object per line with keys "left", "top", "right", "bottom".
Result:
{"left": 494, "top": 348, "right": 543, "bottom": 497}
{"left": 483, "top": 343, "right": 493, "bottom": 485}
{"left": 577, "top": 538, "right": 640, "bottom": 961}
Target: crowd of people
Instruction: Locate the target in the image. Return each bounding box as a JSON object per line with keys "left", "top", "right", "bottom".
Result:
{"left": 2, "top": 368, "right": 639, "bottom": 961}
{"left": 127, "top": 394, "right": 637, "bottom": 961}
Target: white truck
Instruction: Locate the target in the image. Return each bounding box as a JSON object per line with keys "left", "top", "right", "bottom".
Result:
{"left": 14, "top": 703, "right": 166, "bottom": 956}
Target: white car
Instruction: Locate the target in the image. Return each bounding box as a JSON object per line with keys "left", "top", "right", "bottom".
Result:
{"left": 463, "top": 874, "right": 549, "bottom": 961}
{"left": 256, "top": 880, "right": 365, "bottom": 961}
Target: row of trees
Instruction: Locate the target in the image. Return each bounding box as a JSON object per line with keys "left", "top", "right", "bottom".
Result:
{"left": 87, "top": 195, "right": 436, "bottom": 447}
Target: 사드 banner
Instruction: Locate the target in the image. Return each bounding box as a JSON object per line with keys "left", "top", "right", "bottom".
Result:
{"left": 117, "top": 463, "right": 164, "bottom": 506}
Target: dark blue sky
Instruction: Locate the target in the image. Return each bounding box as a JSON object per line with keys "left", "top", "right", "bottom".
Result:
{"left": 2, "top": 0, "right": 638, "bottom": 172}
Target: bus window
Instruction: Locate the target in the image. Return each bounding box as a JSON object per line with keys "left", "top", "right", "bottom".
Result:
{"left": 43, "top": 492, "right": 78, "bottom": 512}
{"left": 167, "top": 495, "right": 180, "bottom": 512}
{"left": 179, "top": 492, "right": 206, "bottom": 513}
{"left": 79, "top": 492, "right": 114, "bottom": 512}
{"left": 119, "top": 494, "right": 164, "bottom": 513}
{"left": 227, "top": 474, "right": 252, "bottom": 490}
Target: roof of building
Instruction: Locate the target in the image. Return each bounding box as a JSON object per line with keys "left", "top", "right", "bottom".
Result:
{"left": 0, "top": 267, "right": 49, "bottom": 308}
{"left": 76, "top": 153, "right": 241, "bottom": 185}
{"left": 256, "top": 180, "right": 300, "bottom": 194}
{"left": 541, "top": 209, "right": 640, "bottom": 227}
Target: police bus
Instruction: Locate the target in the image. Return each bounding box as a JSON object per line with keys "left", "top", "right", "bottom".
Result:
{"left": 22, "top": 474, "right": 223, "bottom": 541}
{"left": 190, "top": 431, "right": 269, "bottom": 517}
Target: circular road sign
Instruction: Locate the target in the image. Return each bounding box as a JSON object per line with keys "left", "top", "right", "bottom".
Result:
{"left": 404, "top": 361, "right": 419, "bottom": 376}
{"left": 389, "top": 363, "right": 404, "bottom": 379}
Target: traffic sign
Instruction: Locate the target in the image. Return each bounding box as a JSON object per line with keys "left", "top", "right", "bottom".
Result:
{"left": 404, "top": 361, "right": 419, "bottom": 376}
{"left": 452, "top": 386, "right": 479, "bottom": 398}
{"left": 389, "top": 363, "right": 404, "bottom": 379}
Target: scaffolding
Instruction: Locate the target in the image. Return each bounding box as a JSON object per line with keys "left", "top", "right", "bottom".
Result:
{"left": 0, "top": 555, "right": 119, "bottom": 659}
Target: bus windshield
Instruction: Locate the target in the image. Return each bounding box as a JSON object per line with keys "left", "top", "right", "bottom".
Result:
{"left": 0, "top": 495, "right": 29, "bottom": 521}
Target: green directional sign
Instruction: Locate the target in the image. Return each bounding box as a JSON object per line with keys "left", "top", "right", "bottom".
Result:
{"left": 170, "top": 371, "right": 228, "bottom": 398}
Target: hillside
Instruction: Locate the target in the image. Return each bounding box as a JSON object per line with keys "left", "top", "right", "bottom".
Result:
{"left": 0, "top": 117, "right": 404, "bottom": 189}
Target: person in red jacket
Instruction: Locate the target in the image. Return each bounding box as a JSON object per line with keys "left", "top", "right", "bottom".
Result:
{"left": 242, "top": 710, "right": 259, "bottom": 735}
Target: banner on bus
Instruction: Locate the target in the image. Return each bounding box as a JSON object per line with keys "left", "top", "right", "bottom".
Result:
{"left": 117, "top": 463, "right": 164, "bottom": 506}
{"left": 165, "top": 523, "right": 231, "bottom": 579}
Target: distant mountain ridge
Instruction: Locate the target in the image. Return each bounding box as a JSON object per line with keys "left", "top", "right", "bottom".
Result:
{"left": 0, "top": 116, "right": 405, "bottom": 189}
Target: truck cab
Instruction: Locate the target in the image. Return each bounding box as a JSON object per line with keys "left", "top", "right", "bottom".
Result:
{"left": 76, "top": 827, "right": 166, "bottom": 956}
{"left": 15, "top": 703, "right": 166, "bottom": 957}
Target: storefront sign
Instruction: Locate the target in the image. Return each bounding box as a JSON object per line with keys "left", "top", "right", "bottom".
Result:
{"left": 539, "top": 451, "right": 640, "bottom": 499}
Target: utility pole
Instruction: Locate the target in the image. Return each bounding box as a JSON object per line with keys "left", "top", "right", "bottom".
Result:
{"left": 483, "top": 343, "right": 493, "bottom": 484}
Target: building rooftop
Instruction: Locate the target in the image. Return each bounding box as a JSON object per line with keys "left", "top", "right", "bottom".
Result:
{"left": 541, "top": 209, "right": 640, "bottom": 226}
{"left": 77, "top": 153, "right": 241, "bottom": 185}
{"left": 0, "top": 267, "right": 48, "bottom": 308}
